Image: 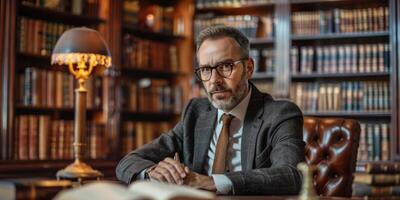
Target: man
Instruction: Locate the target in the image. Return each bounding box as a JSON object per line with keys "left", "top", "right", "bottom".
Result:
{"left": 116, "top": 26, "right": 305, "bottom": 195}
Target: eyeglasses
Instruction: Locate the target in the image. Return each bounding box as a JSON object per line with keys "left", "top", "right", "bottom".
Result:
{"left": 195, "top": 58, "right": 247, "bottom": 81}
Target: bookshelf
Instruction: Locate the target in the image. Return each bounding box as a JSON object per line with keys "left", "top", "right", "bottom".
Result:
{"left": 192, "top": 0, "right": 399, "bottom": 165}
{"left": 0, "top": 0, "right": 399, "bottom": 181}
{"left": 193, "top": 0, "right": 277, "bottom": 96}
{"left": 0, "top": 0, "right": 122, "bottom": 179}
{"left": 119, "top": 0, "right": 194, "bottom": 151}
{"left": 288, "top": 0, "right": 395, "bottom": 164}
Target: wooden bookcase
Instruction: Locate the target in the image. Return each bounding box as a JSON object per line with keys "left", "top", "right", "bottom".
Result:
{"left": 117, "top": 0, "right": 194, "bottom": 154}
{"left": 0, "top": 0, "right": 195, "bottom": 180}
{"left": 0, "top": 0, "right": 119, "bottom": 179}
{"left": 1, "top": 0, "right": 400, "bottom": 180}
{"left": 193, "top": 0, "right": 400, "bottom": 163}
{"left": 194, "top": 1, "right": 276, "bottom": 96}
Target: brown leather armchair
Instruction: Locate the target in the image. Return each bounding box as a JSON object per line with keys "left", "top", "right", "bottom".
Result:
{"left": 303, "top": 117, "right": 360, "bottom": 197}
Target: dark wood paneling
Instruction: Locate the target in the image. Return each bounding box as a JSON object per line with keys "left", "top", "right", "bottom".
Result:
{"left": 1, "top": 0, "right": 16, "bottom": 160}
{"left": 390, "top": 0, "right": 400, "bottom": 160}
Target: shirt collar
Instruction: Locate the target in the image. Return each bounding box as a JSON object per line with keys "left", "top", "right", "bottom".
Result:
{"left": 217, "top": 86, "right": 252, "bottom": 123}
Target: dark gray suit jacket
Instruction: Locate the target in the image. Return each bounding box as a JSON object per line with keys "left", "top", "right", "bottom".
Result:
{"left": 116, "top": 85, "right": 305, "bottom": 195}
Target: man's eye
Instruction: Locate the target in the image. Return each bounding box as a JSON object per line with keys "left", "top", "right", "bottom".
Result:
{"left": 219, "top": 63, "right": 232, "bottom": 71}
{"left": 200, "top": 67, "right": 211, "bottom": 73}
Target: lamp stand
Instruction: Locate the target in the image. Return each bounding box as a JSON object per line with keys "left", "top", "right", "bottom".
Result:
{"left": 56, "top": 81, "right": 103, "bottom": 183}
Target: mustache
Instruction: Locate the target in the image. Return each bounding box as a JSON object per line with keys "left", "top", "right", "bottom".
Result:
{"left": 209, "top": 84, "right": 228, "bottom": 93}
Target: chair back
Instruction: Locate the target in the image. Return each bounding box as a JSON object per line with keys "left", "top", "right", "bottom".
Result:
{"left": 303, "top": 117, "right": 360, "bottom": 197}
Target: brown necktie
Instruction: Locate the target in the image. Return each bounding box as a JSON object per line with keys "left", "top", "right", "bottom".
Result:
{"left": 212, "top": 114, "right": 234, "bottom": 174}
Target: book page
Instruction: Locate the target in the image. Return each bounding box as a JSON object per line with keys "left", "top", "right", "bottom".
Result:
{"left": 54, "top": 182, "right": 143, "bottom": 200}
{"left": 128, "top": 181, "right": 216, "bottom": 200}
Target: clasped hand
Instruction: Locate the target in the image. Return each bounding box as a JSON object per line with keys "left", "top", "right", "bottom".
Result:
{"left": 147, "top": 155, "right": 216, "bottom": 191}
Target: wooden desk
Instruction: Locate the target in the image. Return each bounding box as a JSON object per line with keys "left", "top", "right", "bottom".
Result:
{"left": 218, "top": 196, "right": 357, "bottom": 200}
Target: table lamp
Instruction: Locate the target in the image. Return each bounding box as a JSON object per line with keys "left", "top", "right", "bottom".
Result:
{"left": 51, "top": 27, "right": 112, "bottom": 182}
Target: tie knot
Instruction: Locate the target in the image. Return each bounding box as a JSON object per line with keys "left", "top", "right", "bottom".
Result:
{"left": 222, "top": 114, "right": 234, "bottom": 125}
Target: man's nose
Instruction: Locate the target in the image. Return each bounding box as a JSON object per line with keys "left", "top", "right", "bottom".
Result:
{"left": 209, "top": 69, "right": 223, "bottom": 83}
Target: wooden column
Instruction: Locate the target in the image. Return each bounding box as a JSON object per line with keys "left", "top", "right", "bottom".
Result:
{"left": 0, "top": 1, "right": 16, "bottom": 160}
{"left": 390, "top": 0, "right": 400, "bottom": 160}
{"left": 273, "top": 0, "right": 291, "bottom": 98}
{"left": 98, "top": 0, "right": 122, "bottom": 159}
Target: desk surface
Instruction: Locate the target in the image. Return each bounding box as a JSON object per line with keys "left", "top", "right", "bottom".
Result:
{"left": 218, "top": 196, "right": 358, "bottom": 200}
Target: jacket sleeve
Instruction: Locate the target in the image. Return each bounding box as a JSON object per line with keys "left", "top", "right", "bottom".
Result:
{"left": 225, "top": 102, "right": 305, "bottom": 195}
{"left": 115, "top": 99, "right": 194, "bottom": 184}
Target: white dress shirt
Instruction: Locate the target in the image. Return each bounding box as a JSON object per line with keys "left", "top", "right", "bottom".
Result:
{"left": 207, "top": 87, "right": 252, "bottom": 194}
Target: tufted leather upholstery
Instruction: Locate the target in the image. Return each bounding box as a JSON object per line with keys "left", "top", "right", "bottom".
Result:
{"left": 303, "top": 117, "right": 360, "bottom": 197}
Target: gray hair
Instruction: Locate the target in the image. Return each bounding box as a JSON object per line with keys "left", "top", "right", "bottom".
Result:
{"left": 196, "top": 25, "right": 250, "bottom": 59}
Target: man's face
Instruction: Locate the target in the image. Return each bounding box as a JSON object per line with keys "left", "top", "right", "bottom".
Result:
{"left": 197, "top": 37, "right": 254, "bottom": 111}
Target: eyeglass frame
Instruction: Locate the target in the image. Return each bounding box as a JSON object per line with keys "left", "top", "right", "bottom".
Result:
{"left": 194, "top": 58, "right": 248, "bottom": 81}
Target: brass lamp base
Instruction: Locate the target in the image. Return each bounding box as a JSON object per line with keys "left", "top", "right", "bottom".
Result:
{"left": 56, "top": 159, "right": 103, "bottom": 183}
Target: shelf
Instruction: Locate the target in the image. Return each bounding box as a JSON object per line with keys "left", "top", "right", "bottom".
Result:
{"left": 122, "top": 26, "right": 185, "bottom": 41}
{"left": 15, "top": 106, "right": 101, "bottom": 115}
{"left": 252, "top": 73, "right": 274, "bottom": 80}
{"left": 121, "top": 68, "right": 182, "bottom": 79}
{"left": 303, "top": 111, "right": 391, "bottom": 118}
{"left": 196, "top": 3, "right": 274, "bottom": 14}
{"left": 17, "top": 52, "right": 50, "bottom": 63}
{"left": 290, "top": 0, "right": 388, "bottom": 11}
{"left": 19, "top": 4, "right": 105, "bottom": 26}
{"left": 0, "top": 159, "right": 118, "bottom": 179}
{"left": 249, "top": 38, "right": 274, "bottom": 46}
{"left": 291, "top": 31, "right": 389, "bottom": 41}
{"left": 122, "top": 111, "right": 179, "bottom": 122}
{"left": 290, "top": 0, "right": 381, "bottom": 4}
{"left": 291, "top": 72, "right": 390, "bottom": 80}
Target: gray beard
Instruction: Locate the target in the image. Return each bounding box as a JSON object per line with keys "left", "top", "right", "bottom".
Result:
{"left": 206, "top": 74, "right": 248, "bottom": 112}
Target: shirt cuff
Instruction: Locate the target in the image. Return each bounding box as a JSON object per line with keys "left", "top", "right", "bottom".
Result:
{"left": 212, "top": 174, "right": 233, "bottom": 194}
{"left": 136, "top": 169, "right": 146, "bottom": 180}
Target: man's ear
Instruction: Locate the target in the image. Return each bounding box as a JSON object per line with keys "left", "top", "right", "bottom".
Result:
{"left": 246, "top": 58, "right": 254, "bottom": 79}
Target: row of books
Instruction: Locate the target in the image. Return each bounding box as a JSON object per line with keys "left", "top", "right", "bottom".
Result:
{"left": 17, "top": 67, "right": 102, "bottom": 109}
{"left": 122, "top": 34, "right": 179, "bottom": 72}
{"left": 125, "top": 3, "right": 185, "bottom": 36}
{"left": 292, "top": 7, "right": 388, "bottom": 35}
{"left": 19, "top": 17, "right": 75, "bottom": 56}
{"left": 290, "top": 81, "right": 390, "bottom": 112}
{"left": 121, "top": 79, "right": 183, "bottom": 114}
{"left": 358, "top": 123, "right": 390, "bottom": 162}
{"left": 122, "top": 121, "right": 171, "bottom": 154}
{"left": 13, "top": 115, "right": 107, "bottom": 160}
{"left": 353, "top": 162, "right": 400, "bottom": 198}
{"left": 251, "top": 48, "right": 275, "bottom": 75}
{"left": 252, "top": 81, "right": 273, "bottom": 94}
{"left": 194, "top": 15, "right": 273, "bottom": 39}
{"left": 21, "top": 0, "right": 99, "bottom": 16}
{"left": 123, "top": 0, "right": 140, "bottom": 26}
{"left": 195, "top": 0, "right": 274, "bottom": 8}
{"left": 291, "top": 43, "right": 390, "bottom": 74}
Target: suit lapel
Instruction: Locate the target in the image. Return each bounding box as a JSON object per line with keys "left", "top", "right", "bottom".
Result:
{"left": 242, "top": 85, "right": 264, "bottom": 170}
{"left": 193, "top": 105, "right": 217, "bottom": 173}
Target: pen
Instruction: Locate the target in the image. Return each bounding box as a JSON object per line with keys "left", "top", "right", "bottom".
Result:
{"left": 174, "top": 152, "right": 180, "bottom": 162}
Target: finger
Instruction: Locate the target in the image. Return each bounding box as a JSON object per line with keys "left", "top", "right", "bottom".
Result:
{"left": 184, "top": 166, "right": 190, "bottom": 174}
{"left": 156, "top": 166, "right": 176, "bottom": 184}
{"left": 164, "top": 158, "right": 187, "bottom": 178}
{"left": 150, "top": 170, "right": 167, "bottom": 182}
{"left": 158, "top": 161, "right": 183, "bottom": 184}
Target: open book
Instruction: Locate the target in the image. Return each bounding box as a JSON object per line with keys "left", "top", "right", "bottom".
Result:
{"left": 54, "top": 180, "right": 216, "bottom": 200}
